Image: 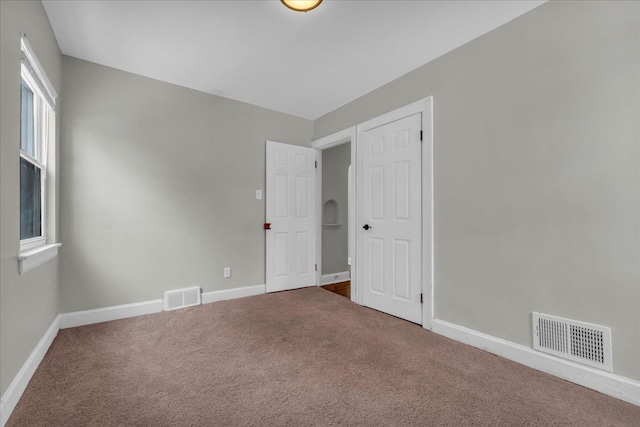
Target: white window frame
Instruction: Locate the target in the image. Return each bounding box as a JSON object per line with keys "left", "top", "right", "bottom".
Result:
{"left": 18, "top": 35, "right": 60, "bottom": 272}
{"left": 20, "top": 71, "right": 48, "bottom": 249}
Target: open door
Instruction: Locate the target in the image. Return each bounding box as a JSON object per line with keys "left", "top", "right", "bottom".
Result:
{"left": 265, "top": 141, "right": 317, "bottom": 292}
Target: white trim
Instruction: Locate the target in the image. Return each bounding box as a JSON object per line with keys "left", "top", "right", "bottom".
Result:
{"left": 201, "top": 284, "right": 266, "bottom": 304}
{"left": 18, "top": 243, "right": 61, "bottom": 274}
{"left": 422, "top": 98, "right": 434, "bottom": 331}
{"left": 19, "top": 236, "right": 46, "bottom": 252}
{"left": 432, "top": 319, "right": 640, "bottom": 407}
{"left": 315, "top": 149, "right": 323, "bottom": 288}
{"left": 320, "top": 271, "right": 350, "bottom": 285}
{"left": 59, "top": 299, "right": 164, "bottom": 329}
{"left": 311, "top": 127, "right": 355, "bottom": 150}
{"left": 311, "top": 126, "right": 357, "bottom": 303}
{"left": 1, "top": 315, "right": 61, "bottom": 427}
{"left": 357, "top": 98, "right": 430, "bottom": 132}
{"left": 19, "top": 151, "right": 44, "bottom": 171}
{"left": 355, "top": 97, "right": 434, "bottom": 328}
{"left": 58, "top": 285, "right": 268, "bottom": 329}
{"left": 20, "top": 34, "right": 57, "bottom": 106}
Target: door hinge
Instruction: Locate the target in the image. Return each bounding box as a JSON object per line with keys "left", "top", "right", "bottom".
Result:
{"left": 420, "top": 130, "right": 423, "bottom": 141}
{"left": 315, "top": 160, "right": 317, "bottom": 168}
{"left": 315, "top": 264, "right": 317, "bottom": 271}
{"left": 420, "top": 293, "right": 423, "bottom": 304}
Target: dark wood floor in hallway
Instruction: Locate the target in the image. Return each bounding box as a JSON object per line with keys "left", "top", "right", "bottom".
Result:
{"left": 320, "top": 280, "right": 350, "bottom": 298}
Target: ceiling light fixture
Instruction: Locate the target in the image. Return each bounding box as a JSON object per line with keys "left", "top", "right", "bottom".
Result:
{"left": 281, "top": 0, "right": 323, "bottom": 13}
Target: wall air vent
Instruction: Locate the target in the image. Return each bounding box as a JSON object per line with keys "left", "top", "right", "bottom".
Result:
{"left": 164, "top": 287, "right": 201, "bottom": 311}
{"left": 532, "top": 312, "right": 612, "bottom": 372}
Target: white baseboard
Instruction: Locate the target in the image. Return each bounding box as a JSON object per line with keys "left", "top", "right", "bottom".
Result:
{"left": 432, "top": 319, "right": 640, "bottom": 407}
{"left": 59, "top": 299, "right": 164, "bottom": 329}
{"left": 1, "top": 314, "right": 61, "bottom": 427}
{"left": 201, "top": 284, "right": 265, "bottom": 304}
{"left": 0, "top": 284, "right": 268, "bottom": 425}
{"left": 59, "top": 285, "right": 268, "bottom": 329}
{"left": 320, "top": 271, "right": 350, "bottom": 285}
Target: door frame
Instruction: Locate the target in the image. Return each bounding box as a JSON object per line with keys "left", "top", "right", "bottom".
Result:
{"left": 311, "top": 127, "right": 357, "bottom": 303}
{"left": 356, "top": 97, "right": 434, "bottom": 330}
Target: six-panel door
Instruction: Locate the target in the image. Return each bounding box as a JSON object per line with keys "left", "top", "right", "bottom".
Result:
{"left": 266, "top": 141, "right": 317, "bottom": 292}
{"left": 361, "top": 114, "right": 422, "bottom": 323}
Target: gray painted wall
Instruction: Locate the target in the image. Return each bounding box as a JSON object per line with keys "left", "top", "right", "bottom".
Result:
{"left": 321, "top": 143, "right": 350, "bottom": 274}
{"left": 314, "top": 1, "right": 640, "bottom": 381}
{"left": 0, "top": 1, "right": 62, "bottom": 395}
{"left": 59, "top": 57, "right": 313, "bottom": 312}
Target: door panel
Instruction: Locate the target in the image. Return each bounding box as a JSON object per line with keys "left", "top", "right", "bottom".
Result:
{"left": 361, "top": 113, "right": 422, "bottom": 323}
{"left": 370, "top": 238, "right": 385, "bottom": 294}
{"left": 266, "top": 141, "right": 317, "bottom": 292}
{"left": 393, "top": 239, "right": 410, "bottom": 301}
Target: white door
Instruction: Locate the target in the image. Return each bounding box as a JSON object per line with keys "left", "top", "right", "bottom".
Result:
{"left": 360, "top": 113, "right": 422, "bottom": 323}
{"left": 266, "top": 141, "right": 317, "bottom": 293}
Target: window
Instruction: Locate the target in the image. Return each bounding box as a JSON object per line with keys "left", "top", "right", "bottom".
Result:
{"left": 19, "top": 35, "right": 57, "bottom": 256}
{"left": 20, "top": 76, "right": 47, "bottom": 244}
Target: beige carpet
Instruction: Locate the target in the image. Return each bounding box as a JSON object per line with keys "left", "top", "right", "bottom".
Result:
{"left": 8, "top": 287, "right": 640, "bottom": 426}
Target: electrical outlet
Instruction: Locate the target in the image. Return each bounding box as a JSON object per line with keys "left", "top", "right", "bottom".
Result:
{"left": 223, "top": 267, "right": 231, "bottom": 278}
{"left": 256, "top": 190, "right": 262, "bottom": 200}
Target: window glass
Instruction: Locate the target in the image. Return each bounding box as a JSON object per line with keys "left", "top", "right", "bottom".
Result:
{"left": 20, "top": 157, "right": 42, "bottom": 240}
{"left": 20, "top": 79, "right": 35, "bottom": 157}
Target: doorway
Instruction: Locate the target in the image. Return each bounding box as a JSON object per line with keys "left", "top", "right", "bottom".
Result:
{"left": 312, "top": 127, "right": 357, "bottom": 302}
{"left": 319, "top": 142, "right": 351, "bottom": 298}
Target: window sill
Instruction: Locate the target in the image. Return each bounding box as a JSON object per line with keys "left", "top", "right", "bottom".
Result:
{"left": 19, "top": 243, "right": 61, "bottom": 274}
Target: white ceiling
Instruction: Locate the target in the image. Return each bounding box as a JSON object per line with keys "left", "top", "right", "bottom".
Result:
{"left": 42, "top": 0, "right": 545, "bottom": 120}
